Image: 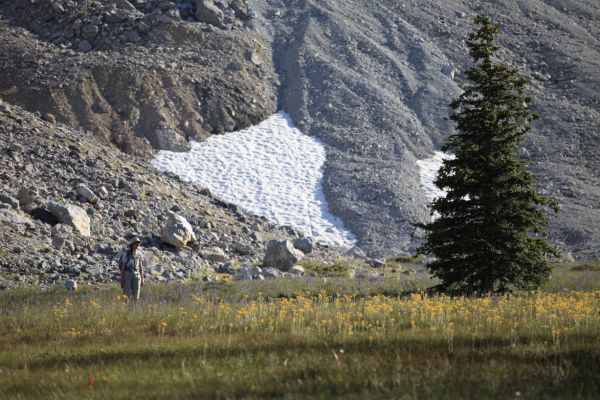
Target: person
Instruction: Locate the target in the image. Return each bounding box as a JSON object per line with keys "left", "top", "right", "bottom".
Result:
{"left": 119, "top": 237, "right": 145, "bottom": 302}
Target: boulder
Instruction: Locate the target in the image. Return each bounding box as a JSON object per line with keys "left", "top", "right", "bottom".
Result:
{"left": 47, "top": 201, "right": 91, "bottom": 237}
{"left": 290, "top": 265, "right": 305, "bottom": 276}
{"left": 195, "top": 0, "right": 225, "bottom": 26}
{"left": 160, "top": 211, "right": 197, "bottom": 248}
{"left": 238, "top": 265, "right": 264, "bottom": 280}
{"left": 77, "top": 184, "right": 99, "bottom": 204}
{"left": 293, "top": 237, "right": 314, "bottom": 253}
{"left": 63, "top": 279, "right": 78, "bottom": 291}
{"left": 262, "top": 240, "right": 304, "bottom": 271}
{"left": 201, "top": 247, "right": 228, "bottom": 263}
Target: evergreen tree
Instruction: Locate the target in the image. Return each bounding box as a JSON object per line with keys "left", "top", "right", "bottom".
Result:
{"left": 417, "top": 15, "right": 559, "bottom": 294}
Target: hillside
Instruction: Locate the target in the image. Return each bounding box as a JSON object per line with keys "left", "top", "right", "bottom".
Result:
{"left": 1, "top": 0, "right": 599, "bottom": 266}
{"left": 252, "top": 0, "right": 600, "bottom": 258}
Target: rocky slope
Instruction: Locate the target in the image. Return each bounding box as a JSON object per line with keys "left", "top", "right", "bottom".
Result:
{"left": 0, "top": 0, "right": 277, "bottom": 156}
{"left": 1, "top": 0, "right": 599, "bottom": 264}
{"left": 250, "top": 0, "right": 600, "bottom": 259}
{"left": 0, "top": 100, "right": 341, "bottom": 288}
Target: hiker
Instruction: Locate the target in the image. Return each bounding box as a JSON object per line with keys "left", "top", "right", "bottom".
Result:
{"left": 119, "top": 237, "right": 145, "bottom": 302}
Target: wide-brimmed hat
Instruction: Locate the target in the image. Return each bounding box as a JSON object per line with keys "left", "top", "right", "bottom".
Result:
{"left": 128, "top": 237, "right": 142, "bottom": 245}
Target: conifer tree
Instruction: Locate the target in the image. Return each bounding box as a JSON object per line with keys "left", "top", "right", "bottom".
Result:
{"left": 417, "top": 15, "right": 559, "bottom": 294}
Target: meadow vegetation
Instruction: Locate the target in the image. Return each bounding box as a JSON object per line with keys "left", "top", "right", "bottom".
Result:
{"left": 1, "top": 262, "right": 599, "bottom": 399}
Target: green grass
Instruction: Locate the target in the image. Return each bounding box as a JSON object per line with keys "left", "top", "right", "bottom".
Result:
{"left": 299, "top": 257, "right": 355, "bottom": 277}
{"left": 1, "top": 263, "right": 600, "bottom": 399}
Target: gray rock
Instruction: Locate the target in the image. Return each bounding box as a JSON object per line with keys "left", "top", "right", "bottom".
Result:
{"left": 262, "top": 240, "right": 304, "bottom": 271}
{"left": 81, "top": 24, "right": 100, "bottom": 40}
{"left": 152, "top": 126, "right": 189, "bottom": 152}
{"left": 238, "top": 265, "right": 264, "bottom": 280}
{"left": 201, "top": 247, "right": 228, "bottom": 263}
{"left": 215, "top": 263, "right": 236, "bottom": 274}
{"left": 43, "top": 113, "right": 56, "bottom": 123}
{"left": 195, "top": 0, "right": 225, "bottom": 26}
{"left": 124, "top": 30, "right": 141, "bottom": 44}
{"left": 97, "top": 186, "right": 109, "bottom": 199}
{"left": 230, "top": 0, "right": 249, "bottom": 19}
{"left": 161, "top": 211, "right": 197, "bottom": 248}
{"left": 368, "top": 259, "right": 386, "bottom": 268}
{"left": 47, "top": 201, "right": 91, "bottom": 237}
{"left": 114, "top": 0, "right": 139, "bottom": 12}
{"left": 17, "top": 186, "right": 38, "bottom": 206}
{"left": 344, "top": 246, "right": 367, "bottom": 259}
{"left": 9, "top": 143, "right": 24, "bottom": 153}
{"left": 52, "top": 236, "right": 67, "bottom": 251}
{"left": 51, "top": 223, "right": 73, "bottom": 238}
{"left": 233, "top": 241, "right": 253, "bottom": 255}
{"left": 136, "top": 21, "right": 152, "bottom": 33}
{"left": 262, "top": 267, "right": 284, "bottom": 278}
{"left": 63, "top": 279, "right": 78, "bottom": 291}
{"left": 77, "top": 185, "right": 99, "bottom": 204}
{"left": 78, "top": 40, "right": 93, "bottom": 52}
{"left": 0, "top": 208, "right": 33, "bottom": 227}
{"left": 0, "top": 85, "right": 19, "bottom": 96}
{"left": 0, "top": 193, "right": 19, "bottom": 209}
{"left": 293, "top": 237, "right": 314, "bottom": 253}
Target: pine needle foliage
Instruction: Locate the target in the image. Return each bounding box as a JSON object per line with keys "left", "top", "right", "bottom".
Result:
{"left": 417, "top": 15, "right": 559, "bottom": 294}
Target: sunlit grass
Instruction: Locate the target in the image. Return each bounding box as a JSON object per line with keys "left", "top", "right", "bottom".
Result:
{"left": 1, "top": 276, "right": 600, "bottom": 399}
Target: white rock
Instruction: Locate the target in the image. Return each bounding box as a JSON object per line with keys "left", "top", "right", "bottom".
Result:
{"left": 290, "top": 265, "right": 305, "bottom": 276}
{"left": 98, "top": 186, "right": 109, "bottom": 199}
{"left": 77, "top": 184, "right": 99, "bottom": 204}
{"left": 201, "top": 247, "right": 228, "bottom": 263}
{"left": 47, "top": 201, "right": 91, "bottom": 237}
{"left": 160, "top": 211, "right": 197, "bottom": 248}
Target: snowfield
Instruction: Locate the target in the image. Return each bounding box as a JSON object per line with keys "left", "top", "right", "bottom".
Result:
{"left": 152, "top": 112, "right": 357, "bottom": 248}
{"left": 416, "top": 151, "right": 452, "bottom": 203}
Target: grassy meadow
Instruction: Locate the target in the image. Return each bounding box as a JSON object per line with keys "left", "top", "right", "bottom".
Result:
{"left": 1, "top": 261, "right": 600, "bottom": 399}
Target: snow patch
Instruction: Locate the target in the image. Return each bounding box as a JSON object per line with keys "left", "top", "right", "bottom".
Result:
{"left": 152, "top": 112, "right": 356, "bottom": 248}
{"left": 416, "top": 151, "right": 453, "bottom": 203}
